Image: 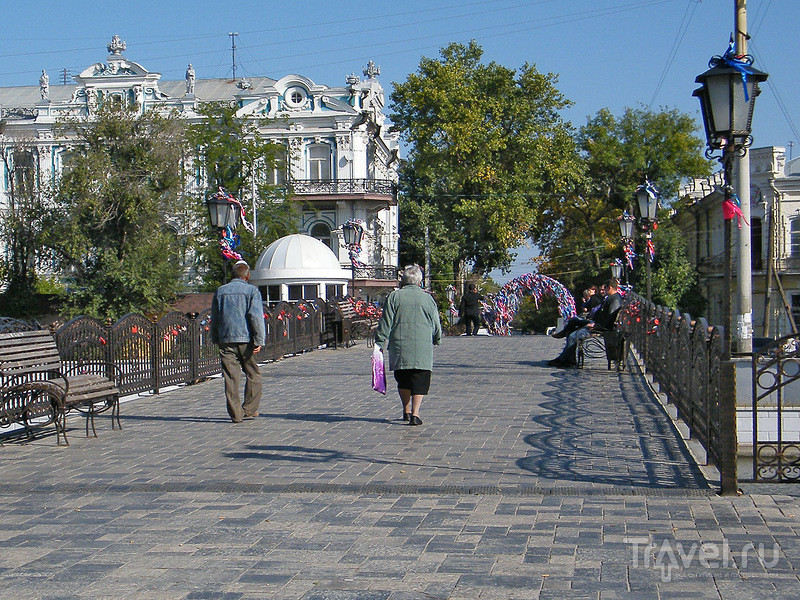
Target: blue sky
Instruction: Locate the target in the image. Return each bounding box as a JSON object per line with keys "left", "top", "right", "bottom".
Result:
{"left": 3, "top": 0, "right": 797, "bottom": 281}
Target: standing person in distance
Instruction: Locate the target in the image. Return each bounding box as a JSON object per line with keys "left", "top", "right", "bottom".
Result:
{"left": 211, "top": 260, "right": 266, "bottom": 423}
{"left": 459, "top": 282, "right": 484, "bottom": 336}
{"left": 375, "top": 265, "right": 443, "bottom": 426}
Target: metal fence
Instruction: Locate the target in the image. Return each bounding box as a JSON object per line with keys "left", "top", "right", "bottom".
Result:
{"left": 752, "top": 333, "right": 800, "bottom": 482}
{"left": 52, "top": 299, "right": 334, "bottom": 397}
{"left": 618, "top": 291, "right": 738, "bottom": 493}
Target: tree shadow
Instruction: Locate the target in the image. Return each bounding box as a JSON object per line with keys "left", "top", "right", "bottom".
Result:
{"left": 515, "top": 369, "right": 710, "bottom": 490}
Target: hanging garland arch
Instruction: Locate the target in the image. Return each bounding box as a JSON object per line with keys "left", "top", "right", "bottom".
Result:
{"left": 481, "top": 273, "right": 576, "bottom": 336}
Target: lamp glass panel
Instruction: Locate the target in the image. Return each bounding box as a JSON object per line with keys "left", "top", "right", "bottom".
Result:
{"left": 636, "top": 189, "right": 658, "bottom": 221}
{"left": 704, "top": 72, "right": 732, "bottom": 136}
{"left": 610, "top": 263, "right": 622, "bottom": 279}
{"left": 619, "top": 219, "right": 635, "bottom": 239}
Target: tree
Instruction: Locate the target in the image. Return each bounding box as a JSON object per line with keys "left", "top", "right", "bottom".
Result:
{"left": 390, "top": 41, "right": 580, "bottom": 282}
{"left": 46, "top": 103, "right": 186, "bottom": 319}
{"left": 537, "top": 106, "right": 711, "bottom": 293}
{"left": 186, "top": 102, "right": 297, "bottom": 289}
{"left": 0, "top": 134, "right": 51, "bottom": 315}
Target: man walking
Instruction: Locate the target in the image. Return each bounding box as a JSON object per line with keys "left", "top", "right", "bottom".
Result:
{"left": 459, "top": 283, "right": 484, "bottom": 336}
{"left": 211, "top": 260, "right": 266, "bottom": 422}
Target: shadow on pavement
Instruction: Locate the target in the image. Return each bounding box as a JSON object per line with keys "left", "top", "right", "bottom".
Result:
{"left": 516, "top": 370, "right": 710, "bottom": 490}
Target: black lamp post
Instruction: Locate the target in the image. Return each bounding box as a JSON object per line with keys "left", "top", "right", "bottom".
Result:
{"left": 616, "top": 212, "right": 635, "bottom": 287}
{"left": 610, "top": 261, "right": 623, "bottom": 281}
{"left": 634, "top": 182, "right": 660, "bottom": 305}
{"left": 206, "top": 191, "right": 240, "bottom": 230}
{"left": 446, "top": 284, "right": 456, "bottom": 326}
{"left": 693, "top": 46, "right": 768, "bottom": 359}
{"left": 341, "top": 220, "right": 364, "bottom": 297}
{"left": 206, "top": 190, "right": 241, "bottom": 281}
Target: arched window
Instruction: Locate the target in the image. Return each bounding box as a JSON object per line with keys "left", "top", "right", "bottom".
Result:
{"left": 310, "top": 222, "right": 332, "bottom": 249}
{"left": 791, "top": 217, "right": 800, "bottom": 257}
{"left": 308, "top": 144, "right": 331, "bottom": 181}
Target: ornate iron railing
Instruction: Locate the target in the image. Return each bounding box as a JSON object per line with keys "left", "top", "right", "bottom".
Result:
{"left": 50, "top": 299, "right": 337, "bottom": 397}
{"left": 290, "top": 178, "right": 395, "bottom": 196}
{"left": 354, "top": 265, "right": 399, "bottom": 281}
{"left": 618, "top": 291, "right": 736, "bottom": 492}
{"left": 752, "top": 333, "right": 800, "bottom": 482}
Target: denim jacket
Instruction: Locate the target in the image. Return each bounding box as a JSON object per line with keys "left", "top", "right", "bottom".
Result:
{"left": 211, "top": 278, "right": 266, "bottom": 346}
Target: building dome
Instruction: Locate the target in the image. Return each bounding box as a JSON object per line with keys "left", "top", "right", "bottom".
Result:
{"left": 250, "top": 234, "right": 350, "bottom": 302}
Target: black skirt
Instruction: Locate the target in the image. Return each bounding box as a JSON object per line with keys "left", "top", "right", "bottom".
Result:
{"left": 393, "top": 369, "right": 432, "bottom": 395}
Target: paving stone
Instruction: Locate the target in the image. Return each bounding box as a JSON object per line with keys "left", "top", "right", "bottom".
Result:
{"left": 1, "top": 336, "right": 799, "bottom": 599}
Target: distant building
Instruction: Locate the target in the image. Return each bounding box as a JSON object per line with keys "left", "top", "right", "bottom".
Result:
{"left": 0, "top": 36, "right": 400, "bottom": 300}
{"left": 674, "top": 146, "right": 800, "bottom": 338}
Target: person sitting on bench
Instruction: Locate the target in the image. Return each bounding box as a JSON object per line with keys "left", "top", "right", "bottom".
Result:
{"left": 547, "top": 278, "right": 622, "bottom": 368}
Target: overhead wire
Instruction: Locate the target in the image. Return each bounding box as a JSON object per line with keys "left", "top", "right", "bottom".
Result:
{"left": 647, "top": 0, "right": 699, "bottom": 109}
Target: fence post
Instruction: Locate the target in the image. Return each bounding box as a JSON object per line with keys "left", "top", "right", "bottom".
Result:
{"left": 719, "top": 360, "right": 739, "bottom": 495}
{"left": 151, "top": 317, "right": 160, "bottom": 395}
{"left": 188, "top": 313, "right": 199, "bottom": 384}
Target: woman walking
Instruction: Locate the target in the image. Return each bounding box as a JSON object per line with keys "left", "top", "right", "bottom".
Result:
{"left": 375, "top": 265, "right": 443, "bottom": 426}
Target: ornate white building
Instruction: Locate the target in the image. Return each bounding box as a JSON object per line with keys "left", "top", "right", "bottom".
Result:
{"left": 675, "top": 147, "right": 800, "bottom": 339}
{"left": 0, "top": 36, "right": 400, "bottom": 299}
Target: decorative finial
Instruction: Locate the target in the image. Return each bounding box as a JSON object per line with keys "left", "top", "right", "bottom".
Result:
{"left": 363, "top": 60, "right": 380, "bottom": 79}
{"left": 107, "top": 35, "right": 126, "bottom": 56}
{"left": 346, "top": 73, "right": 360, "bottom": 86}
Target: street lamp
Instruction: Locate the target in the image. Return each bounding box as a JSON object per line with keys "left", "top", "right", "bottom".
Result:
{"left": 206, "top": 189, "right": 247, "bottom": 281}
{"left": 445, "top": 284, "right": 456, "bottom": 326}
{"left": 206, "top": 190, "right": 240, "bottom": 230}
{"left": 634, "top": 181, "right": 660, "bottom": 304}
{"left": 693, "top": 43, "right": 768, "bottom": 359}
{"left": 610, "top": 261, "right": 623, "bottom": 281}
{"left": 341, "top": 219, "right": 364, "bottom": 297}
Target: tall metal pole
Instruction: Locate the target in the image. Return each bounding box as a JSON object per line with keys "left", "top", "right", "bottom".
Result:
{"left": 723, "top": 156, "right": 734, "bottom": 361}
{"left": 734, "top": 0, "right": 753, "bottom": 353}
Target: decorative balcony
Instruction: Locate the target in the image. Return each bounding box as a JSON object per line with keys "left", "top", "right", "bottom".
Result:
{"left": 353, "top": 265, "right": 399, "bottom": 281}
{"left": 290, "top": 178, "right": 396, "bottom": 197}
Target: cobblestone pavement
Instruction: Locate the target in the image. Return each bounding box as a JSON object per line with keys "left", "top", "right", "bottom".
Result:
{"left": 2, "top": 335, "right": 800, "bottom": 599}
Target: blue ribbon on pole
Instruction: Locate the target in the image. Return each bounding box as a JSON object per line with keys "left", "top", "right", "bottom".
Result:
{"left": 717, "top": 38, "right": 756, "bottom": 102}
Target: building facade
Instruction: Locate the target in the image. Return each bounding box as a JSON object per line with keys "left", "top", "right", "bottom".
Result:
{"left": 675, "top": 146, "right": 800, "bottom": 339}
{"left": 0, "top": 36, "right": 400, "bottom": 300}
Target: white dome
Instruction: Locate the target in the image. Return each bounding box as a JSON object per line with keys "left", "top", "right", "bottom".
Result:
{"left": 250, "top": 234, "right": 350, "bottom": 285}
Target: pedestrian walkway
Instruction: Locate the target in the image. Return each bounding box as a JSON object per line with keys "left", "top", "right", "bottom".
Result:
{"left": 1, "top": 335, "right": 799, "bottom": 599}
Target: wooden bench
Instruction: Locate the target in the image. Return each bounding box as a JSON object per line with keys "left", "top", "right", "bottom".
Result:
{"left": 0, "top": 330, "right": 121, "bottom": 445}
{"left": 332, "top": 299, "right": 378, "bottom": 347}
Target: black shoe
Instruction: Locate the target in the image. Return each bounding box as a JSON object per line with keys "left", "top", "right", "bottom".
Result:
{"left": 547, "top": 358, "right": 566, "bottom": 367}
{"left": 402, "top": 412, "right": 411, "bottom": 422}
{"left": 409, "top": 415, "right": 423, "bottom": 426}
{"left": 551, "top": 329, "right": 567, "bottom": 339}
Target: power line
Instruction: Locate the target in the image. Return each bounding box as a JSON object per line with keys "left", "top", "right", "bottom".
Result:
{"left": 648, "top": 0, "right": 699, "bottom": 109}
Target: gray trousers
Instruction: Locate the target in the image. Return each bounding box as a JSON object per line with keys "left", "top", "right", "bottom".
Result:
{"left": 219, "top": 343, "right": 262, "bottom": 422}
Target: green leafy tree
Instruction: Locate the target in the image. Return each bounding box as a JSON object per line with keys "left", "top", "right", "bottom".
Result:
{"left": 0, "top": 135, "right": 51, "bottom": 315}
{"left": 539, "top": 106, "right": 711, "bottom": 293}
{"left": 509, "top": 294, "right": 560, "bottom": 334}
{"left": 186, "top": 102, "right": 297, "bottom": 289}
{"left": 390, "top": 41, "right": 580, "bottom": 282}
{"left": 46, "top": 103, "right": 186, "bottom": 319}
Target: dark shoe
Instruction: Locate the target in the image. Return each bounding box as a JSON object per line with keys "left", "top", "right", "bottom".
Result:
{"left": 402, "top": 412, "right": 411, "bottom": 422}
{"left": 409, "top": 415, "right": 422, "bottom": 426}
{"left": 243, "top": 413, "right": 259, "bottom": 420}
{"left": 551, "top": 329, "right": 567, "bottom": 339}
{"left": 547, "top": 358, "right": 566, "bottom": 367}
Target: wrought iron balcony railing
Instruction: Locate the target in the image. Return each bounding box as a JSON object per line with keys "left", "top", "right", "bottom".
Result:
{"left": 290, "top": 178, "right": 396, "bottom": 196}
{"left": 353, "top": 265, "right": 399, "bottom": 281}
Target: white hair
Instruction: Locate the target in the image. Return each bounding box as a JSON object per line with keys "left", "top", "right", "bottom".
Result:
{"left": 400, "top": 264, "right": 423, "bottom": 287}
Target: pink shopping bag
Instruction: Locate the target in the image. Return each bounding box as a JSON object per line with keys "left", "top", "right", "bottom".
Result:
{"left": 371, "top": 345, "right": 387, "bottom": 395}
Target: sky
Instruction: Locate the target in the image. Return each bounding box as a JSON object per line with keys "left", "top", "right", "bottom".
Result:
{"left": 1, "top": 0, "right": 797, "bottom": 283}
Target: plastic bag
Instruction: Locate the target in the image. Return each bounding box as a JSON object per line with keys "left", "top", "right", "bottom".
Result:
{"left": 371, "top": 345, "right": 387, "bottom": 395}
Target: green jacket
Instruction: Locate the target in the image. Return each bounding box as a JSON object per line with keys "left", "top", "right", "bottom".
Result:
{"left": 375, "top": 284, "right": 443, "bottom": 371}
